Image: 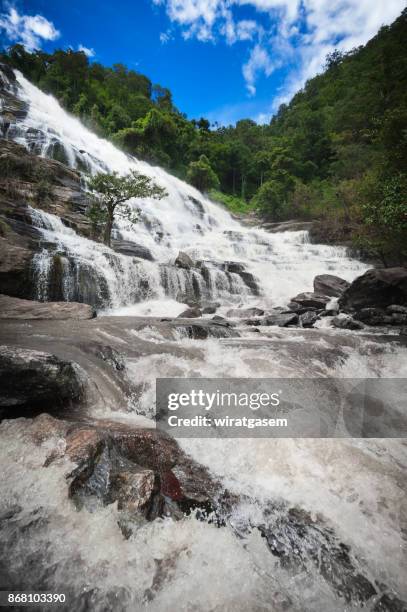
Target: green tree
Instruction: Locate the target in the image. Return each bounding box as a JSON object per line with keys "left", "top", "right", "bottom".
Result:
{"left": 252, "top": 177, "right": 294, "bottom": 221}
{"left": 87, "top": 171, "right": 167, "bottom": 246}
{"left": 187, "top": 155, "right": 220, "bottom": 192}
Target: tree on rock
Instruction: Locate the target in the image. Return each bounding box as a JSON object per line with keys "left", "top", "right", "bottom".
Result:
{"left": 187, "top": 155, "right": 220, "bottom": 193}
{"left": 87, "top": 171, "right": 167, "bottom": 246}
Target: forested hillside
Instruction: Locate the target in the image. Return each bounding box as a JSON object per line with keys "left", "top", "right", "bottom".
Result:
{"left": 1, "top": 8, "right": 406, "bottom": 263}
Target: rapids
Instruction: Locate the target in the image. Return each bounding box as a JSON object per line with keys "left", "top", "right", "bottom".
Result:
{"left": 0, "top": 68, "right": 406, "bottom": 612}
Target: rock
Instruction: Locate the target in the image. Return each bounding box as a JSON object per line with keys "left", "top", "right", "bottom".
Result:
{"left": 109, "top": 468, "right": 155, "bottom": 513}
{"left": 33, "top": 414, "right": 223, "bottom": 524}
{"left": 221, "top": 262, "right": 260, "bottom": 295}
{"left": 291, "top": 292, "right": 330, "bottom": 309}
{"left": 239, "top": 271, "right": 260, "bottom": 295}
{"left": 263, "top": 313, "right": 299, "bottom": 327}
{"left": 373, "top": 593, "right": 407, "bottom": 612}
{"left": 300, "top": 311, "right": 319, "bottom": 328}
{"left": 111, "top": 239, "right": 154, "bottom": 261}
{"left": 177, "top": 307, "right": 202, "bottom": 318}
{"left": 175, "top": 251, "right": 194, "bottom": 269}
{"left": 260, "top": 505, "right": 378, "bottom": 605}
{"left": 223, "top": 261, "right": 245, "bottom": 274}
{"left": 0, "top": 294, "right": 96, "bottom": 319}
{"left": 261, "top": 220, "right": 314, "bottom": 233}
{"left": 390, "top": 313, "right": 407, "bottom": 325}
{"left": 0, "top": 235, "right": 33, "bottom": 299}
{"left": 202, "top": 305, "right": 216, "bottom": 314}
{"left": 387, "top": 304, "right": 407, "bottom": 314}
{"left": 331, "top": 315, "right": 364, "bottom": 330}
{"left": 354, "top": 308, "right": 392, "bottom": 326}
{"left": 0, "top": 346, "right": 84, "bottom": 416}
{"left": 313, "top": 274, "right": 350, "bottom": 297}
{"left": 339, "top": 268, "right": 407, "bottom": 312}
{"left": 286, "top": 302, "right": 321, "bottom": 315}
{"left": 201, "top": 301, "right": 220, "bottom": 314}
{"left": 226, "top": 307, "right": 265, "bottom": 318}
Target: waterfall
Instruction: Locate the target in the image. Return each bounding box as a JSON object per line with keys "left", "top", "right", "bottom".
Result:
{"left": 7, "top": 70, "right": 369, "bottom": 310}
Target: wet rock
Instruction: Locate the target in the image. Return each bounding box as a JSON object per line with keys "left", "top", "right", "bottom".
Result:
{"left": 177, "top": 307, "right": 202, "bottom": 318}
{"left": 260, "top": 505, "right": 377, "bottom": 605}
{"left": 175, "top": 251, "right": 194, "bottom": 269}
{"left": 354, "top": 307, "right": 407, "bottom": 327}
{"left": 390, "top": 312, "right": 407, "bottom": 325}
{"left": 387, "top": 304, "right": 407, "bottom": 314}
{"left": 331, "top": 315, "right": 364, "bottom": 330}
{"left": 261, "top": 220, "right": 314, "bottom": 233}
{"left": 111, "top": 239, "right": 154, "bottom": 261}
{"left": 35, "top": 414, "right": 223, "bottom": 526}
{"left": 221, "top": 262, "right": 260, "bottom": 295}
{"left": 223, "top": 261, "right": 245, "bottom": 274}
{"left": 263, "top": 312, "right": 299, "bottom": 327}
{"left": 339, "top": 267, "right": 407, "bottom": 312}
{"left": 372, "top": 593, "right": 407, "bottom": 612}
{"left": 313, "top": 274, "right": 350, "bottom": 297}
{"left": 354, "top": 308, "right": 392, "bottom": 326}
{"left": 0, "top": 294, "right": 96, "bottom": 319}
{"left": 239, "top": 271, "right": 260, "bottom": 295}
{"left": 0, "top": 235, "right": 33, "bottom": 299}
{"left": 291, "top": 292, "right": 330, "bottom": 309}
{"left": 300, "top": 311, "right": 319, "bottom": 328}
{"left": 226, "top": 307, "right": 265, "bottom": 318}
{"left": 0, "top": 346, "right": 85, "bottom": 417}
{"left": 201, "top": 302, "right": 219, "bottom": 314}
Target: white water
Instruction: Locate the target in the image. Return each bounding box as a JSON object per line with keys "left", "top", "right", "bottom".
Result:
{"left": 10, "top": 70, "right": 369, "bottom": 310}
{"left": 1, "top": 69, "right": 406, "bottom": 611}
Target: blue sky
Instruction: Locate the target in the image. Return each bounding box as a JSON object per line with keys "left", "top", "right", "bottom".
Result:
{"left": 0, "top": 0, "right": 405, "bottom": 124}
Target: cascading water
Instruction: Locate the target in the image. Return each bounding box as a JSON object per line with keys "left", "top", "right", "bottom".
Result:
{"left": 7, "top": 70, "right": 369, "bottom": 312}
{"left": 1, "top": 67, "right": 406, "bottom": 612}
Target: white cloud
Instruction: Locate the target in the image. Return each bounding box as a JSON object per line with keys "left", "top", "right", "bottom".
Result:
{"left": 78, "top": 44, "right": 95, "bottom": 57}
{"left": 154, "top": 1, "right": 405, "bottom": 115}
{"left": 242, "top": 44, "right": 276, "bottom": 95}
{"left": 0, "top": 6, "right": 60, "bottom": 51}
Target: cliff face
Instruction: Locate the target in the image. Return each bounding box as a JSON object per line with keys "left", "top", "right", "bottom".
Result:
{"left": 0, "top": 138, "right": 92, "bottom": 299}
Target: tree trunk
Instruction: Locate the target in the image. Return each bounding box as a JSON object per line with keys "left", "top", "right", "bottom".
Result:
{"left": 103, "top": 212, "right": 114, "bottom": 247}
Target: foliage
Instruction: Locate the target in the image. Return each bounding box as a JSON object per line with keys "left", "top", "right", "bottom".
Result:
{"left": 209, "top": 190, "right": 256, "bottom": 214}
{"left": 186, "top": 155, "right": 219, "bottom": 192}
{"left": 87, "top": 171, "right": 167, "bottom": 246}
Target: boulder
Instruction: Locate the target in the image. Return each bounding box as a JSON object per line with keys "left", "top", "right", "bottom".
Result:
{"left": 0, "top": 235, "right": 33, "bottom": 299}
{"left": 355, "top": 307, "right": 407, "bottom": 327}
{"left": 175, "top": 251, "right": 194, "bottom": 269}
{"left": 177, "top": 307, "right": 202, "bottom": 318}
{"left": 32, "top": 414, "right": 223, "bottom": 524}
{"left": 263, "top": 312, "right": 299, "bottom": 327}
{"left": 202, "top": 305, "right": 217, "bottom": 314}
{"left": 339, "top": 268, "right": 407, "bottom": 312}
{"left": 300, "top": 311, "right": 319, "bottom": 328}
{"left": 0, "top": 346, "right": 85, "bottom": 416}
{"left": 0, "top": 294, "right": 96, "bottom": 319}
{"left": 226, "top": 307, "right": 265, "bottom": 318}
{"left": 286, "top": 302, "right": 320, "bottom": 315}
{"left": 201, "top": 301, "right": 220, "bottom": 314}
{"left": 354, "top": 308, "right": 392, "bottom": 326}
{"left": 387, "top": 304, "right": 407, "bottom": 314}
{"left": 112, "top": 239, "right": 154, "bottom": 261}
{"left": 223, "top": 261, "right": 245, "bottom": 274}
{"left": 291, "top": 292, "right": 330, "bottom": 309}
{"left": 331, "top": 315, "right": 364, "bottom": 330}
{"left": 313, "top": 274, "right": 350, "bottom": 297}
